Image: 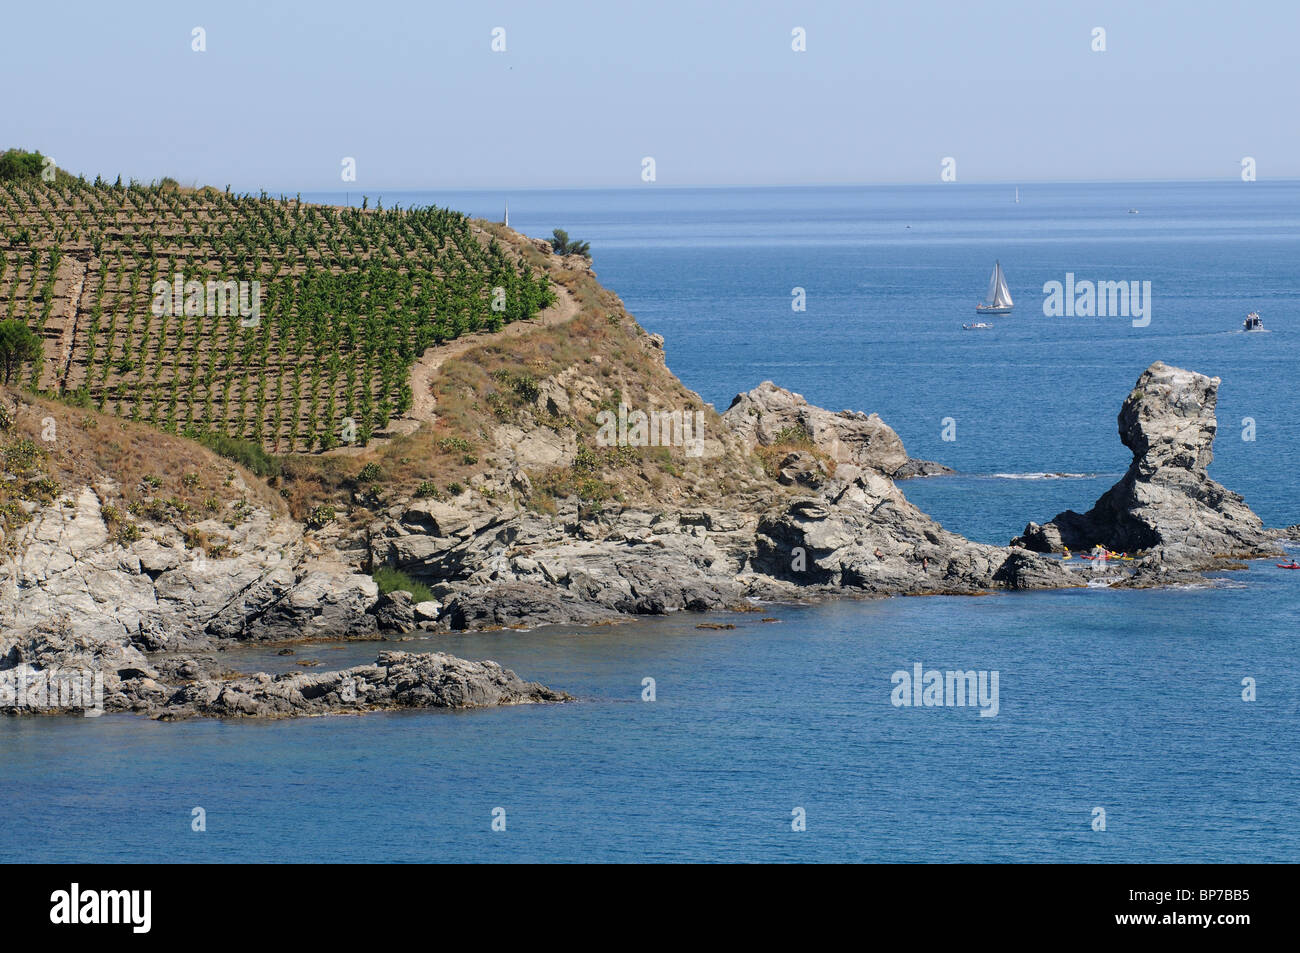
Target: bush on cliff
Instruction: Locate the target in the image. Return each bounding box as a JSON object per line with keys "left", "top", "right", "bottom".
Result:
{"left": 198, "top": 433, "right": 281, "bottom": 478}
{"left": 372, "top": 566, "right": 435, "bottom": 604}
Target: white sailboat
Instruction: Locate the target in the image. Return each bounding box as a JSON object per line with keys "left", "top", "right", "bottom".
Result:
{"left": 1015, "top": 187, "right": 1019, "bottom": 204}
{"left": 976, "top": 260, "right": 1014, "bottom": 315}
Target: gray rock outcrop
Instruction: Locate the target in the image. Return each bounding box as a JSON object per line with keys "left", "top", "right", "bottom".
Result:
{"left": 7, "top": 360, "right": 1284, "bottom": 722}
{"left": 0, "top": 489, "right": 378, "bottom": 649}
{"left": 0, "top": 617, "right": 569, "bottom": 719}
{"left": 723, "top": 381, "right": 909, "bottom": 475}
{"left": 159, "top": 651, "right": 569, "bottom": 719}
{"left": 752, "top": 465, "right": 1075, "bottom": 594}
{"left": 1014, "top": 362, "right": 1279, "bottom": 566}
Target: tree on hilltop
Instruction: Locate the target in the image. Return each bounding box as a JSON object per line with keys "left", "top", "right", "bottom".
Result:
{"left": 0, "top": 149, "right": 48, "bottom": 182}
{"left": 551, "top": 228, "right": 591, "bottom": 258}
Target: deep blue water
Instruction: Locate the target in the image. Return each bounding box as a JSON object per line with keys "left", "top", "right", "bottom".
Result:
{"left": 5, "top": 183, "right": 1299, "bottom": 862}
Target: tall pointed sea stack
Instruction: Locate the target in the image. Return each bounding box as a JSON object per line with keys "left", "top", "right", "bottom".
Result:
{"left": 1014, "top": 361, "right": 1279, "bottom": 567}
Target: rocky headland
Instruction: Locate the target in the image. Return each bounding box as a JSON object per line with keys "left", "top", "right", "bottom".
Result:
{"left": 2, "top": 221, "right": 1287, "bottom": 720}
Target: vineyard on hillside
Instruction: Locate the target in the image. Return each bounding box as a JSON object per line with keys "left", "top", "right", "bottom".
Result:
{"left": 0, "top": 175, "right": 553, "bottom": 452}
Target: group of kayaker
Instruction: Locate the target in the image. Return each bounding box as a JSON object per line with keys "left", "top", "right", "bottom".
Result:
{"left": 1059, "top": 546, "right": 1300, "bottom": 569}
{"left": 1061, "top": 545, "right": 1136, "bottom": 562}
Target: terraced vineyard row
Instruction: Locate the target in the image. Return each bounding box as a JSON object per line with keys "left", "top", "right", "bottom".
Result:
{"left": 0, "top": 177, "right": 553, "bottom": 451}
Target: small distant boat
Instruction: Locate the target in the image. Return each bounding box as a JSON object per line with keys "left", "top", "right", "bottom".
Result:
{"left": 1014, "top": 187, "right": 1020, "bottom": 204}
{"left": 975, "top": 260, "right": 1013, "bottom": 315}
{"left": 1277, "top": 562, "right": 1300, "bottom": 570}
{"left": 1243, "top": 311, "right": 1265, "bottom": 332}
{"left": 963, "top": 322, "right": 994, "bottom": 330}
{"left": 1128, "top": 208, "right": 1139, "bottom": 214}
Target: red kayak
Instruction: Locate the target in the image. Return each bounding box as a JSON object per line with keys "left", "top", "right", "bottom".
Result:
{"left": 1278, "top": 563, "right": 1300, "bottom": 570}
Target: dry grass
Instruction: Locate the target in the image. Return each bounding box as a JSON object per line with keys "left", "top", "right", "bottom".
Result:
{"left": 0, "top": 385, "right": 284, "bottom": 551}
{"left": 268, "top": 226, "right": 770, "bottom": 521}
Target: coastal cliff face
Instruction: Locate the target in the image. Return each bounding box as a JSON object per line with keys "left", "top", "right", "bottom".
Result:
{"left": 0, "top": 388, "right": 561, "bottom": 718}
{"left": 1014, "top": 361, "right": 1279, "bottom": 568}
{"left": 369, "top": 373, "right": 1078, "bottom": 632}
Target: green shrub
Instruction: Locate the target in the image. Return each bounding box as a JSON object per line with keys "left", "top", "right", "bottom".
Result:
{"left": 573, "top": 444, "right": 600, "bottom": 474}
{"left": 372, "top": 566, "right": 436, "bottom": 604}
{"left": 357, "top": 462, "right": 382, "bottom": 482}
{"left": 2, "top": 438, "right": 43, "bottom": 474}
{"left": 489, "top": 370, "right": 539, "bottom": 405}
{"left": 198, "top": 432, "right": 281, "bottom": 477}
{"left": 0, "top": 149, "right": 46, "bottom": 182}
{"left": 0, "top": 319, "right": 43, "bottom": 385}
{"left": 772, "top": 423, "right": 814, "bottom": 446}
{"left": 24, "top": 476, "right": 61, "bottom": 501}
{"left": 305, "top": 504, "right": 336, "bottom": 529}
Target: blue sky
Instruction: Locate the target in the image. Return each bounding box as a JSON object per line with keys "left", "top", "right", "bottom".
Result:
{"left": 3, "top": 0, "right": 1296, "bottom": 190}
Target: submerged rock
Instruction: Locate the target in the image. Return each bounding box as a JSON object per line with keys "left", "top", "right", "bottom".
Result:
{"left": 892, "top": 458, "right": 957, "bottom": 479}
{"left": 1013, "top": 362, "right": 1280, "bottom": 567}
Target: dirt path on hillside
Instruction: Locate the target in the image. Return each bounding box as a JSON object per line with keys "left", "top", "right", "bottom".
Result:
{"left": 377, "top": 282, "right": 579, "bottom": 442}
{"left": 36, "top": 256, "right": 89, "bottom": 392}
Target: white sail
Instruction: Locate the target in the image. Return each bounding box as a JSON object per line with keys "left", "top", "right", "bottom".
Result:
{"left": 985, "top": 264, "right": 1001, "bottom": 304}
{"left": 991, "top": 261, "right": 1013, "bottom": 308}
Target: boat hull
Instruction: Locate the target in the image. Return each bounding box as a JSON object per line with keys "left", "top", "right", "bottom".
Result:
{"left": 975, "top": 305, "right": 1012, "bottom": 315}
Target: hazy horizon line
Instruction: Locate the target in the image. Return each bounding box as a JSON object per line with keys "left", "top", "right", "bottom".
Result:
{"left": 284, "top": 176, "right": 1296, "bottom": 196}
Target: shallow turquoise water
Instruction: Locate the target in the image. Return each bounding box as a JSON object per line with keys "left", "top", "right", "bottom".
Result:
{"left": 5, "top": 183, "right": 1298, "bottom": 862}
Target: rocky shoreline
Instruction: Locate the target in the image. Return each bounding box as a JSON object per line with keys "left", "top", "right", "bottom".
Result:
{"left": 2, "top": 361, "right": 1287, "bottom": 720}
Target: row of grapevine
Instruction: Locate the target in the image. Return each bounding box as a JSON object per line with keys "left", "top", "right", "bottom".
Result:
{"left": 0, "top": 176, "right": 554, "bottom": 451}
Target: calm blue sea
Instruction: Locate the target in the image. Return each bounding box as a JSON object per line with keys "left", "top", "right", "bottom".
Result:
{"left": 4, "top": 182, "right": 1298, "bottom": 863}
